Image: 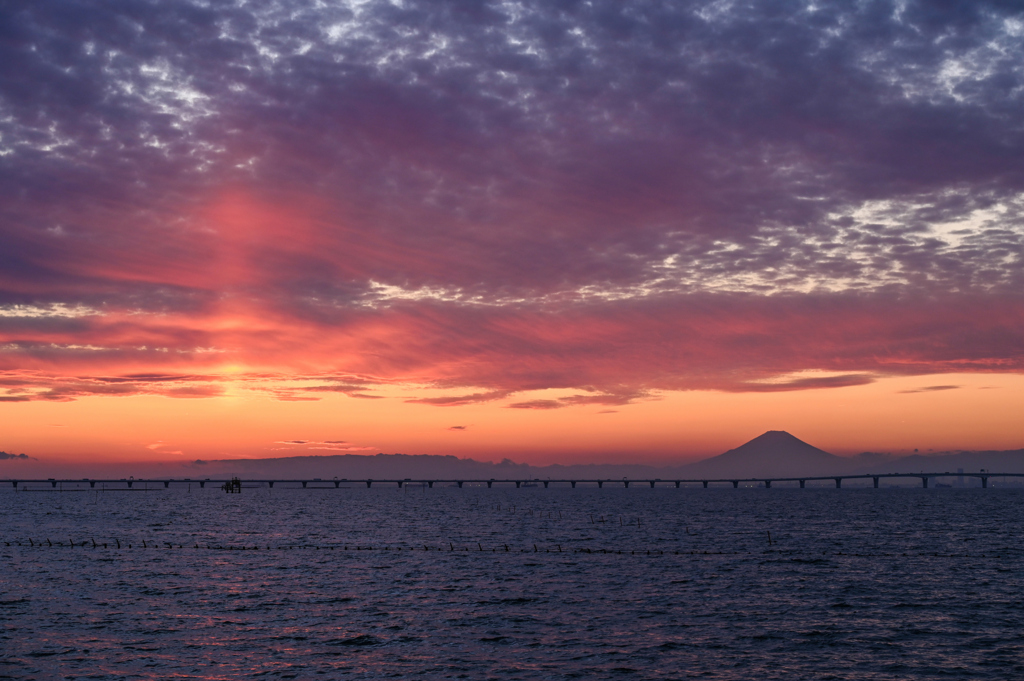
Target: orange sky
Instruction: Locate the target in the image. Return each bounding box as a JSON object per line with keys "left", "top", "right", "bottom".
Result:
{"left": 3, "top": 372, "right": 1021, "bottom": 474}
{"left": 3, "top": 190, "right": 1024, "bottom": 473}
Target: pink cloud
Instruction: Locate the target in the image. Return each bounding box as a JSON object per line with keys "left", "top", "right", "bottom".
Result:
{"left": 1, "top": 293, "right": 1023, "bottom": 402}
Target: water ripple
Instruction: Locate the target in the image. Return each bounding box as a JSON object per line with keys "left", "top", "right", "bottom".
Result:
{"left": 1, "top": 488, "right": 1022, "bottom": 679}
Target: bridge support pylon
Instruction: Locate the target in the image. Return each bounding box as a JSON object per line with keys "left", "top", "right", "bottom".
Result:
{"left": 543, "top": 481, "right": 549, "bottom": 488}
{"left": 90, "top": 481, "right": 96, "bottom": 488}
{"left": 764, "top": 480, "right": 771, "bottom": 489}
{"left": 702, "top": 480, "right": 708, "bottom": 488}
{"left": 731, "top": 481, "right": 738, "bottom": 488}
{"left": 982, "top": 477, "right": 988, "bottom": 488}
{"left": 457, "top": 481, "right": 463, "bottom": 488}
{"left": 164, "top": 481, "right": 169, "bottom": 488}
{"left": 515, "top": 481, "right": 521, "bottom": 488}
{"left": 597, "top": 481, "right": 603, "bottom": 488}
{"left": 366, "top": 480, "right": 372, "bottom": 488}
{"left": 873, "top": 477, "right": 879, "bottom": 488}
{"left": 487, "top": 480, "right": 493, "bottom": 488}
{"left": 301, "top": 481, "right": 307, "bottom": 488}
{"left": 921, "top": 477, "right": 928, "bottom": 489}
{"left": 649, "top": 481, "right": 656, "bottom": 488}
{"left": 268, "top": 481, "right": 274, "bottom": 488}
{"left": 834, "top": 478, "right": 842, "bottom": 489}
{"left": 335, "top": 481, "right": 340, "bottom": 488}
{"left": 428, "top": 481, "right": 434, "bottom": 488}
{"left": 570, "top": 481, "right": 576, "bottom": 488}
{"left": 799, "top": 480, "right": 805, "bottom": 488}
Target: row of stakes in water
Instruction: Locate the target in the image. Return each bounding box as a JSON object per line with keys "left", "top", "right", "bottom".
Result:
{"left": 3, "top": 538, "right": 736, "bottom": 555}
{"left": 3, "top": 540, "right": 1012, "bottom": 559}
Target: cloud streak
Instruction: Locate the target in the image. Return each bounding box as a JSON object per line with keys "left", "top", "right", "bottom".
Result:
{"left": 1, "top": 293, "right": 1021, "bottom": 403}
{"left": 899, "top": 385, "right": 962, "bottom": 394}
{"left": 271, "top": 439, "right": 375, "bottom": 452}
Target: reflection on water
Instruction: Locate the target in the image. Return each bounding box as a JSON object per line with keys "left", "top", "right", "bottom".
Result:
{"left": 2, "top": 487, "right": 1022, "bottom": 679}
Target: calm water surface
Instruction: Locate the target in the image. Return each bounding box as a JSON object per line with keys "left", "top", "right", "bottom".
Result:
{"left": 1, "top": 485, "right": 1022, "bottom": 679}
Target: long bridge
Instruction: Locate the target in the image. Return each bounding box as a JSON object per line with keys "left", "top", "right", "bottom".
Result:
{"left": 3, "top": 472, "right": 1022, "bottom": 490}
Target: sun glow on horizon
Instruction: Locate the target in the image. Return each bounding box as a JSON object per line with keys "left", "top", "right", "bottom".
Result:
{"left": 1, "top": 373, "right": 1021, "bottom": 476}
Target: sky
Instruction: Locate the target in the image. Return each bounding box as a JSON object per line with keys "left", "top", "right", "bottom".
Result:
{"left": 2, "top": 0, "right": 1024, "bottom": 471}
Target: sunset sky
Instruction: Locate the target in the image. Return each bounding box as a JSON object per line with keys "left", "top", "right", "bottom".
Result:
{"left": 2, "top": 0, "right": 1023, "bottom": 471}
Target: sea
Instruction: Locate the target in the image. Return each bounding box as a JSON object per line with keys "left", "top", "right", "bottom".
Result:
{"left": 1, "top": 482, "right": 1022, "bottom": 679}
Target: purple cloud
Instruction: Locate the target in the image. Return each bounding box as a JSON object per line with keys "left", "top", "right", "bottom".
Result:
{"left": 899, "top": 385, "right": 962, "bottom": 394}
{"left": 0, "top": 0, "right": 1022, "bottom": 402}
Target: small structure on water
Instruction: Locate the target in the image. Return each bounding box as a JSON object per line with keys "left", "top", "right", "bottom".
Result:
{"left": 222, "top": 477, "right": 241, "bottom": 494}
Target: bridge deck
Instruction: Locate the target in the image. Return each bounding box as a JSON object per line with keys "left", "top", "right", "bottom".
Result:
{"left": 3, "top": 472, "right": 1020, "bottom": 490}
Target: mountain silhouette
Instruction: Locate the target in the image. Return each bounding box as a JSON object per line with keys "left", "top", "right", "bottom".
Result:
{"left": 25, "top": 434, "right": 1021, "bottom": 480}
{"left": 681, "top": 430, "right": 845, "bottom": 478}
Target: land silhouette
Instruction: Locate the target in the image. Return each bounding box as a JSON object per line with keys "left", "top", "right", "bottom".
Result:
{"left": 3, "top": 432, "right": 1022, "bottom": 479}
{"left": 171, "top": 431, "right": 1022, "bottom": 480}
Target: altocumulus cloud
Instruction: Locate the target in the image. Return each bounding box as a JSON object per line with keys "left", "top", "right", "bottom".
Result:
{"left": 1, "top": 0, "right": 1023, "bottom": 401}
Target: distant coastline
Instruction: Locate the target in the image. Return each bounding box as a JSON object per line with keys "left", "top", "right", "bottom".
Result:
{"left": 7, "top": 432, "right": 1021, "bottom": 480}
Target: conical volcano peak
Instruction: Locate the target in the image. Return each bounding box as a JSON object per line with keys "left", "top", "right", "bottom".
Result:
{"left": 750, "top": 430, "right": 800, "bottom": 440}
{"left": 743, "top": 430, "right": 813, "bottom": 447}
{"left": 682, "top": 430, "right": 841, "bottom": 477}
{"left": 729, "top": 430, "right": 828, "bottom": 455}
